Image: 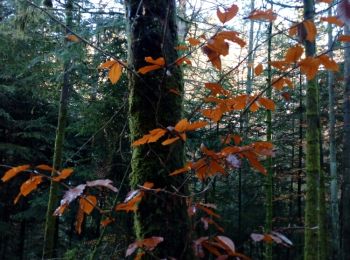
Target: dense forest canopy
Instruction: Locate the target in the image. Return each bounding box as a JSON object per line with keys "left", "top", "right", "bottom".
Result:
{"left": 1, "top": 0, "right": 350, "bottom": 259}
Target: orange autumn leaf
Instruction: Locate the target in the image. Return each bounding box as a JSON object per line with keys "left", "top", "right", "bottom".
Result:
{"left": 115, "top": 192, "right": 142, "bottom": 212}
{"left": 162, "top": 136, "right": 180, "bottom": 146}
{"left": 20, "top": 175, "right": 43, "bottom": 196}
{"left": 138, "top": 57, "right": 165, "bottom": 74}
{"left": 247, "top": 9, "right": 277, "bottom": 22}
{"left": 284, "top": 44, "right": 304, "bottom": 63}
{"left": 101, "top": 217, "right": 115, "bottom": 227}
{"left": 53, "top": 168, "right": 74, "bottom": 182}
{"left": 319, "top": 54, "right": 339, "bottom": 72}
{"left": 338, "top": 35, "right": 350, "bottom": 42}
{"left": 206, "top": 38, "right": 229, "bottom": 56}
{"left": 174, "top": 119, "right": 207, "bottom": 132}
{"left": 216, "top": 31, "right": 246, "bottom": 48}
{"left": 254, "top": 63, "right": 263, "bottom": 76}
{"left": 202, "top": 45, "right": 222, "bottom": 70}
{"left": 99, "top": 59, "right": 117, "bottom": 69}
{"left": 53, "top": 203, "right": 69, "bottom": 216}
{"left": 232, "top": 135, "right": 242, "bottom": 145}
{"left": 303, "top": 20, "right": 317, "bottom": 42}
{"left": 205, "top": 83, "right": 230, "bottom": 96}
{"left": 169, "top": 163, "right": 192, "bottom": 176}
{"left": 188, "top": 37, "right": 201, "bottom": 46}
{"left": 99, "top": 59, "right": 123, "bottom": 84}
{"left": 249, "top": 101, "right": 260, "bottom": 112}
{"left": 175, "top": 45, "right": 188, "bottom": 51}
{"left": 35, "top": 164, "right": 53, "bottom": 171}
{"left": 299, "top": 56, "right": 320, "bottom": 80}
{"left": 126, "top": 237, "right": 164, "bottom": 257}
{"left": 132, "top": 128, "right": 167, "bottom": 146}
{"left": 201, "top": 107, "right": 224, "bottom": 122}
{"left": 75, "top": 207, "right": 84, "bottom": 234}
{"left": 317, "top": 0, "right": 332, "bottom": 3}
{"left": 138, "top": 64, "right": 162, "bottom": 74}
{"left": 15, "top": 175, "right": 43, "bottom": 204}
{"left": 108, "top": 62, "right": 122, "bottom": 84}
{"left": 79, "top": 195, "right": 97, "bottom": 215}
{"left": 175, "top": 56, "right": 192, "bottom": 66}
{"left": 270, "top": 60, "right": 289, "bottom": 71}
{"left": 65, "top": 34, "right": 80, "bottom": 42}
{"left": 217, "top": 4, "right": 239, "bottom": 24}
{"left": 243, "top": 151, "right": 267, "bottom": 175}
{"left": 2, "top": 165, "right": 30, "bottom": 182}
{"left": 144, "top": 56, "right": 165, "bottom": 66}
{"left": 272, "top": 77, "right": 293, "bottom": 90}
{"left": 320, "top": 16, "right": 344, "bottom": 27}
{"left": 258, "top": 97, "right": 275, "bottom": 111}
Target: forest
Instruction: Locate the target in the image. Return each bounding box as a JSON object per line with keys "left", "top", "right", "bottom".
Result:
{"left": 0, "top": 0, "right": 349, "bottom": 259}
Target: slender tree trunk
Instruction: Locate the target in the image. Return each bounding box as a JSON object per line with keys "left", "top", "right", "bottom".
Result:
{"left": 265, "top": 17, "right": 273, "bottom": 260}
{"left": 341, "top": 24, "right": 350, "bottom": 260}
{"left": 125, "top": 0, "right": 192, "bottom": 258}
{"left": 177, "top": 0, "right": 187, "bottom": 42}
{"left": 318, "top": 135, "right": 327, "bottom": 260}
{"left": 303, "top": 1, "right": 320, "bottom": 259}
{"left": 327, "top": 5, "right": 339, "bottom": 258}
{"left": 42, "top": 0, "right": 73, "bottom": 258}
{"left": 298, "top": 74, "right": 303, "bottom": 225}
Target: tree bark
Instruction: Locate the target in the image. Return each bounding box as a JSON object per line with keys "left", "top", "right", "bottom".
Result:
{"left": 327, "top": 4, "right": 339, "bottom": 256}
{"left": 265, "top": 15, "right": 273, "bottom": 260}
{"left": 42, "top": 0, "right": 73, "bottom": 258}
{"left": 303, "top": 0, "right": 320, "bottom": 259}
{"left": 341, "top": 24, "right": 350, "bottom": 260}
{"left": 125, "top": 0, "right": 191, "bottom": 258}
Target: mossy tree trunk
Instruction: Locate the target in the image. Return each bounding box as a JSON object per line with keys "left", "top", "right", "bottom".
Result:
{"left": 125, "top": 0, "right": 191, "bottom": 258}
{"left": 303, "top": 0, "right": 320, "bottom": 259}
{"left": 42, "top": 0, "right": 73, "bottom": 258}
{"left": 341, "top": 24, "right": 350, "bottom": 260}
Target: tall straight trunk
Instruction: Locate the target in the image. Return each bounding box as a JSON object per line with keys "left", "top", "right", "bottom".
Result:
{"left": 303, "top": 0, "right": 320, "bottom": 259}
{"left": 341, "top": 24, "right": 350, "bottom": 260}
{"left": 298, "top": 74, "right": 303, "bottom": 224}
{"left": 42, "top": 0, "right": 73, "bottom": 258}
{"left": 177, "top": 0, "right": 187, "bottom": 42}
{"left": 318, "top": 136, "right": 327, "bottom": 260}
{"left": 238, "top": 0, "right": 255, "bottom": 245}
{"left": 246, "top": 0, "right": 255, "bottom": 97}
{"left": 327, "top": 5, "right": 339, "bottom": 258}
{"left": 125, "top": 0, "right": 191, "bottom": 258}
{"left": 265, "top": 18, "right": 273, "bottom": 260}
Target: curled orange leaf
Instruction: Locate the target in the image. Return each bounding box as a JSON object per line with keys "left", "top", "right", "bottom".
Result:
{"left": 217, "top": 4, "right": 239, "bottom": 24}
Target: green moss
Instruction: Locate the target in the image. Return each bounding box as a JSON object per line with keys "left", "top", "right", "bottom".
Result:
{"left": 126, "top": 0, "right": 192, "bottom": 258}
